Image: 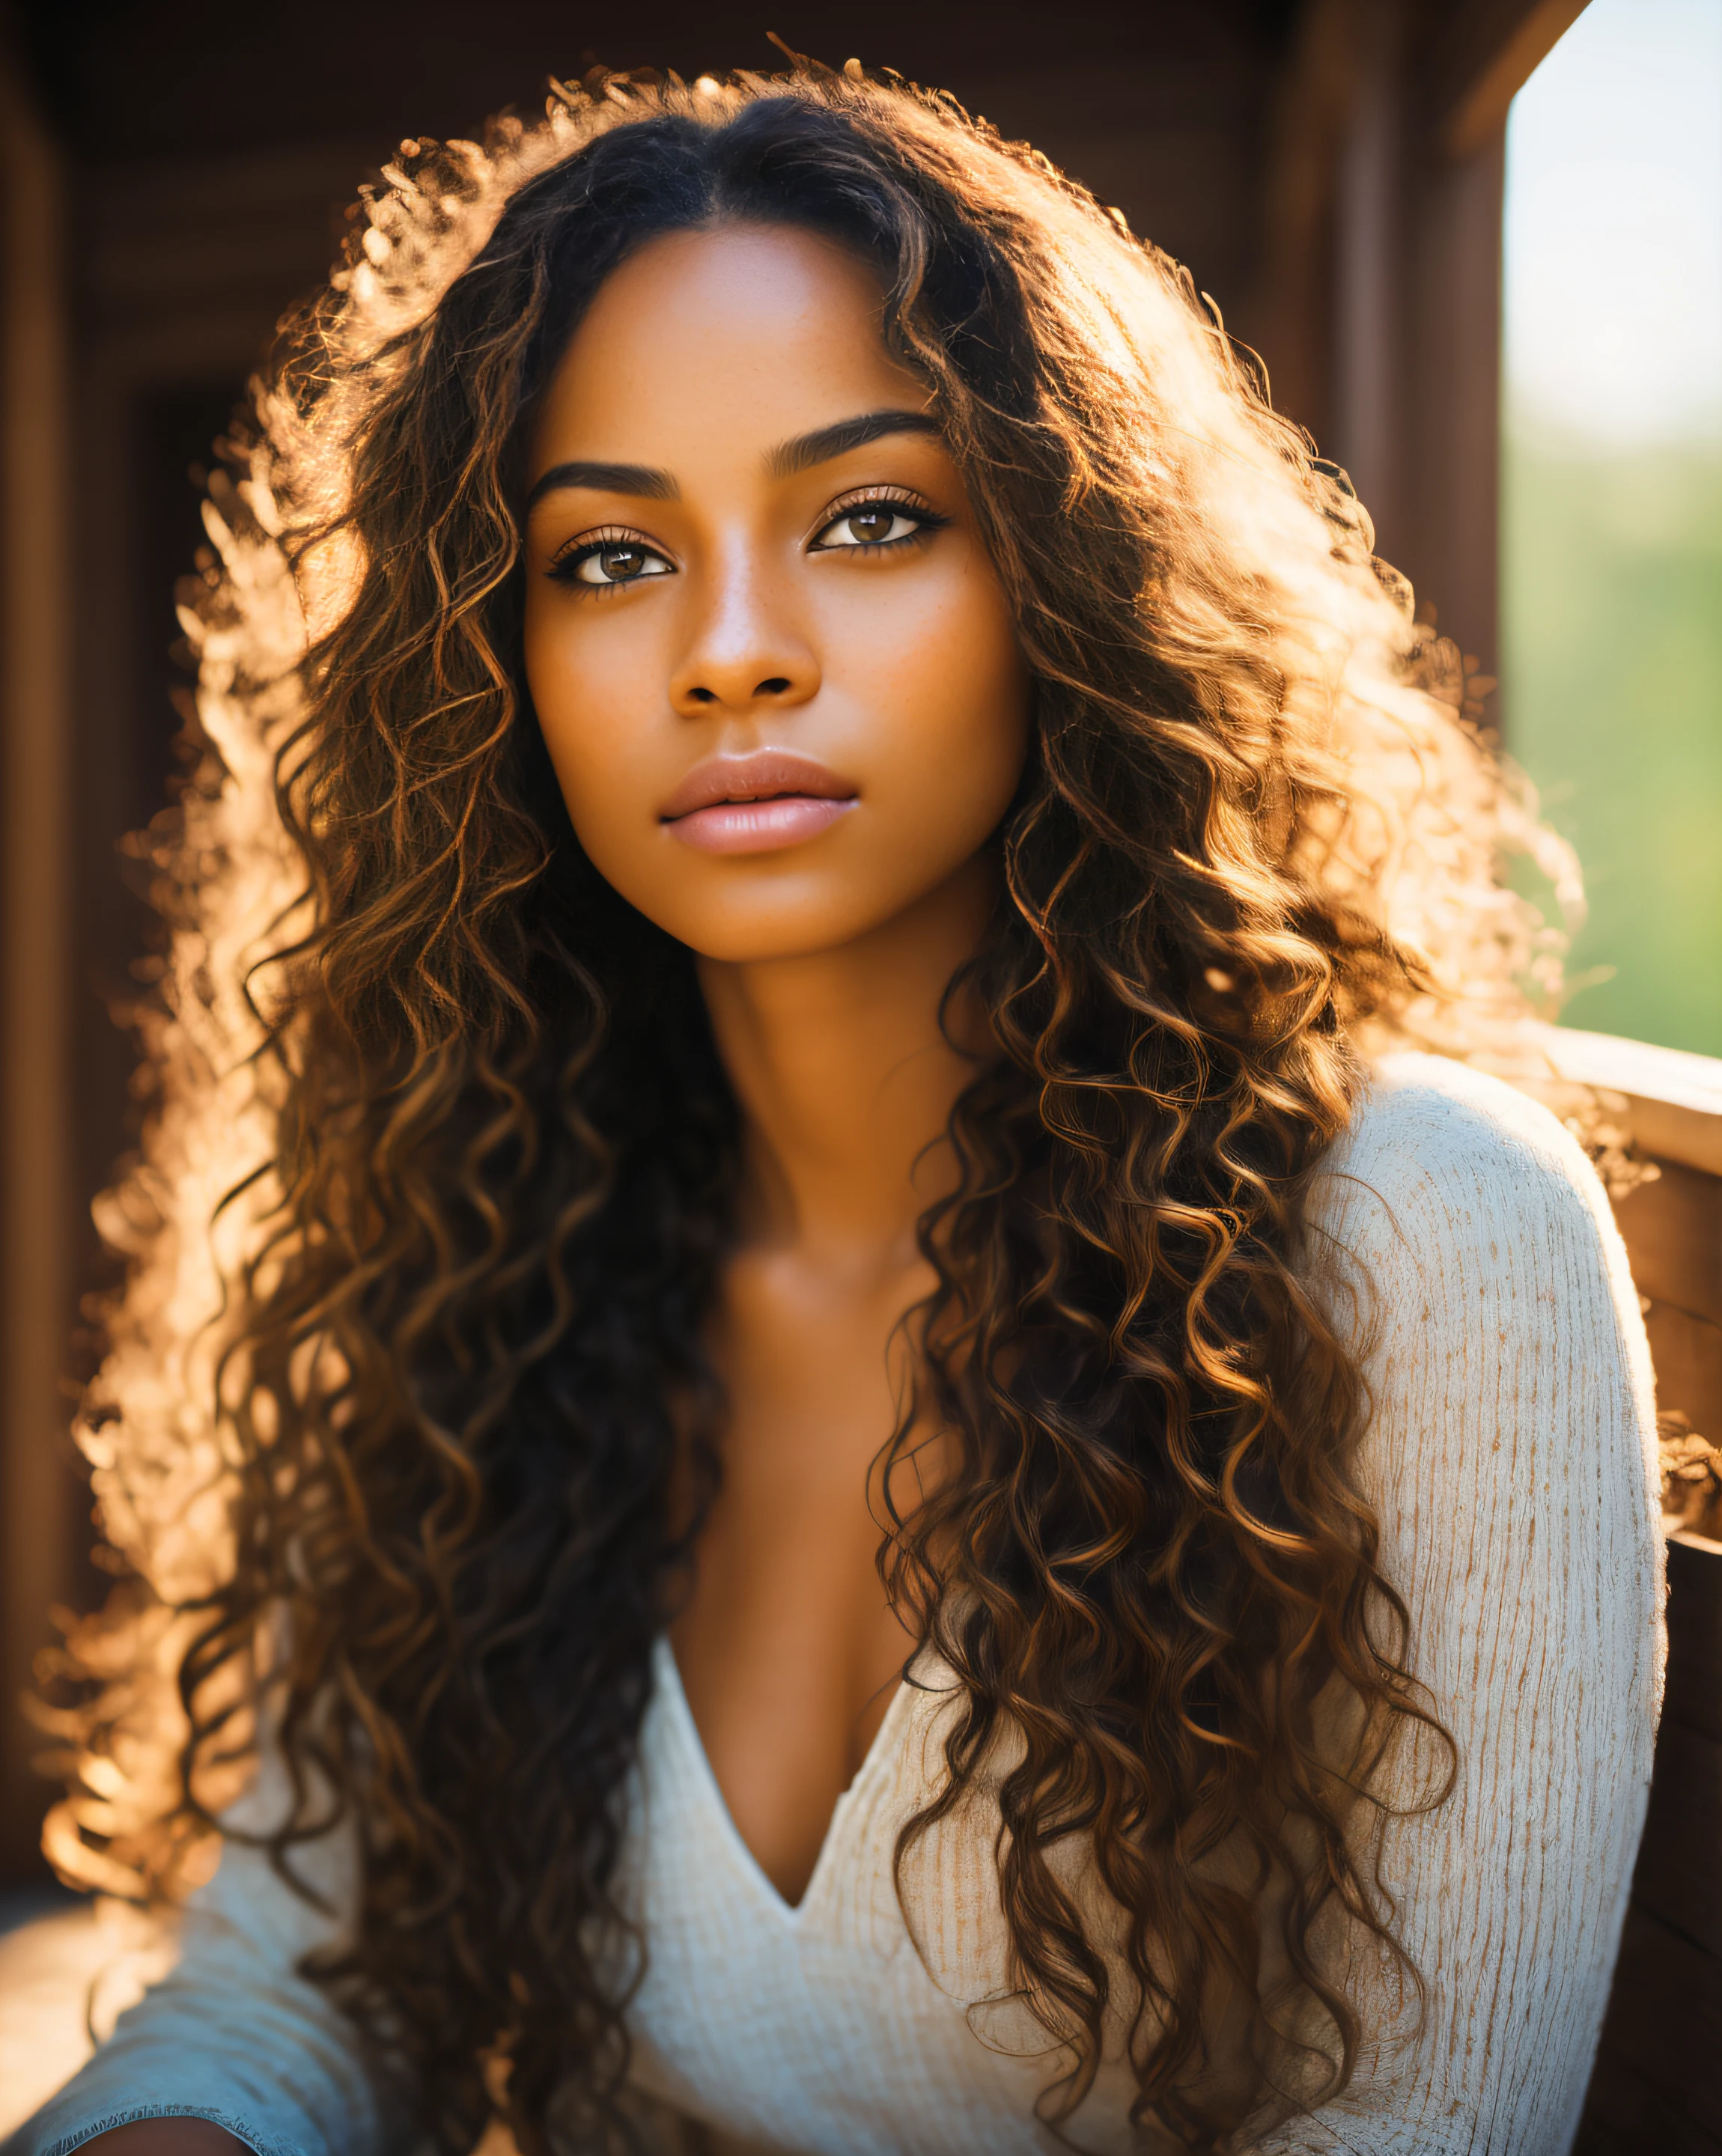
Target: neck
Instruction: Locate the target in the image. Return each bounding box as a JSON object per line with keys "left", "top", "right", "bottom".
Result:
{"left": 698, "top": 855, "right": 996, "bottom": 1268}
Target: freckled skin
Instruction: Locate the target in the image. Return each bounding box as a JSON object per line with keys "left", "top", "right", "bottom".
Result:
{"left": 520, "top": 225, "right": 1032, "bottom": 1907}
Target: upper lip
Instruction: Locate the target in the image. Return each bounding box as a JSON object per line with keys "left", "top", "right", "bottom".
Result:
{"left": 659, "top": 750, "right": 858, "bottom": 821}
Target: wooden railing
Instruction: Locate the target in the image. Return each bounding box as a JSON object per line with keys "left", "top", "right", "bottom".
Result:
{"left": 1555, "top": 1028, "right": 1722, "bottom": 2155}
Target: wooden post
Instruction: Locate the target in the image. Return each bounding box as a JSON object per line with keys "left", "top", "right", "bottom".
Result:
{"left": 0, "top": 48, "right": 76, "bottom": 1886}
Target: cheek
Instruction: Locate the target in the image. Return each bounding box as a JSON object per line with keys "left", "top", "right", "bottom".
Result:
{"left": 523, "top": 603, "right": 661, "bottom": 845}
{"left": 520, "top": 557, "right": 1033, "bottom": 962}
{"left": 851, "top": 570, "right": 1032, "bottom": 852}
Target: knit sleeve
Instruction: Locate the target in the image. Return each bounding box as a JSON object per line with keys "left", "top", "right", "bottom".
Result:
{"left": 1257, "top": 1054, "right": 1665, "bottom": 2155}
{"left": 5, "top": 1751, "right": 407, "bottom": 2156}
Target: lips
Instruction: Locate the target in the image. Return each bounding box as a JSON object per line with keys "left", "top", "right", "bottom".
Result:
{"left": 659, "top": 750, "right": 859, "bottom": 856}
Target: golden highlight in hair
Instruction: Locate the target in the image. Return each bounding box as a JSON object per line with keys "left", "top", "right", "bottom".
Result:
{"left": 38, "top": 61, "right": 1599, "bottom": 2155}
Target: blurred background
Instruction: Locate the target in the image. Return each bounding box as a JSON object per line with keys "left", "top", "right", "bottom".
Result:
{"left": 0, "top": 0, "right": 1718, "bottom": 2139}
{"left": 1503, "top": 0, "right": 1722, "bottom": 1059}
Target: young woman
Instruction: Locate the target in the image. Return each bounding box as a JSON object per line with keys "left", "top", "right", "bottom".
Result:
{"left": 16, "top": 63, "right": 1660, "bottom": 2156}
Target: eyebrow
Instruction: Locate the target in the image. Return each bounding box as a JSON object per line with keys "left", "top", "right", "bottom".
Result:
{"left": 526, "top": 460, "right": 679, "bottom": 511}
{"left": 524, "top": 408, "right": 943, "bottom": 513}
{"left": 767, "top": 406, "right": 943, "bottom": 477}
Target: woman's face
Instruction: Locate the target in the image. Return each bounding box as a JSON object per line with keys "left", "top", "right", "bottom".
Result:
{"left": 522, "top": 222, "right": 1032, "bottom": 964}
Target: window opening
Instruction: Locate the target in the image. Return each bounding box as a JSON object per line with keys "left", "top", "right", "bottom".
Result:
{"left": 1502, "top": 0, "right": 1722, "bottom": 1056}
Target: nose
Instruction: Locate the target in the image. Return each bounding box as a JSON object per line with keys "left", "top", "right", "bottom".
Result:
{"left": 668, "top": 552, "right": 820, "bottom": 720}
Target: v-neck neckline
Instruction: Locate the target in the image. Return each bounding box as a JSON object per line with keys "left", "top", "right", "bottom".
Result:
{"left": 653, "top": 1636, "right": 923, "bottom": 1923}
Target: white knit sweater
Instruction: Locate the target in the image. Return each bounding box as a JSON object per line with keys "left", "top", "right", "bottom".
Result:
{"left": 13, "top": 1052, "right": 1665, "bottom": 2156}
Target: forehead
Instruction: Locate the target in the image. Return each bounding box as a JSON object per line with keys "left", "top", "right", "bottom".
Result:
{"left": 529, "top": 222, "right": 927, "bottom": 467}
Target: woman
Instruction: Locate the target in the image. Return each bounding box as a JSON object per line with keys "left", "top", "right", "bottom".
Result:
{"left": 15, "top": 61, "right": 1660, "bottom": 2156}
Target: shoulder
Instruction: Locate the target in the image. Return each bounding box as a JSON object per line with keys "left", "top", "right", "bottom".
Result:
{"left": 1306, "top": 1050, "right": 1659, "bottom": 1562}
{"left": 1324, "top": 1047, "right": 1604, "bottom": 1210}
{"left": 1303, "top": 1050, "right": 1657, "bottom": 1461}
{"left": 1307, "top": 1049, "right": 1622, "bottom": 1291}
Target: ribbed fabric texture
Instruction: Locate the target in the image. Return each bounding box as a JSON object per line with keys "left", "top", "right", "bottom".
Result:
{"left": 10, "top": 1054, "right": 1664, "bottom": 2156}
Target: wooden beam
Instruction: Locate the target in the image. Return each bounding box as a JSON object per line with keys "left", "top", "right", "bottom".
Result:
{"left": 0, "top": 47, "right": 74, "bottom": 1884}
{"left": 1438, "top": 0, "right": 1591, "bottom": 157}
{"left": 1542, "top": 1026, "right": 1722, "bottom": 1180}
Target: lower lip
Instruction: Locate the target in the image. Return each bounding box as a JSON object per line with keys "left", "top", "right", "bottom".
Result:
{"left": 665, "top": 795, "right": 857, "bottom": 855}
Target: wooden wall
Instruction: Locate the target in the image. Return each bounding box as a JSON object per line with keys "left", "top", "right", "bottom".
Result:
{"left": 1557, "top": 1042, "right": 1722, "bottom": 2154}
{"left": 0, "top": 0, "right": 1304, "bottom": 1886}
{"left": 4, "top": 10, "right": 1715, "bottom": 2141}
{"left": 0, "top": 42, "right": 76, "bottom": 1892}
{"left": 1581, "top": 1530, "right": 1722, "bottom": 2152}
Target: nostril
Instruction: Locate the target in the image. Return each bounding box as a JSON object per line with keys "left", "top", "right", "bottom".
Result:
{"left": 687, "top": 686, "right": 717, "bottom": 704}
{"left": 755, "top": 677, "right": 791, "bottom": 697}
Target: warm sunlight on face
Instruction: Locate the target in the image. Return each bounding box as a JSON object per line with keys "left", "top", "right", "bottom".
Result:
{"left": 521, "top": 223, "right": 1032, "bottom": 963}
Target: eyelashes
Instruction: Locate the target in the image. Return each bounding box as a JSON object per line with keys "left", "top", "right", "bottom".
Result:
{"left": 544, "top": 486, "right": 948, "bottom": 592}
{"left": 547, "top": 526, "right": 675, "bottom": 591}
{"left": 809, "top": 484, "right": 949, "bottom": 553}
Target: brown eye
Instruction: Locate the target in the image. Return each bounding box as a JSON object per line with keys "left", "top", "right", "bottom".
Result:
{"left": 845, "top": 506, "right": 898, "bottom": 543}
{"left": 574, "top": 540, "right": 670, "bottom": 587}
{"left": 814, "top": 501, "right": 930, "bottom": 551}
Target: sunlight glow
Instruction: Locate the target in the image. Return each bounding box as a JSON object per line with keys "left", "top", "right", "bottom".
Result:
{"left": 1505, "top": 0, "right": 1722, "bottom": 446}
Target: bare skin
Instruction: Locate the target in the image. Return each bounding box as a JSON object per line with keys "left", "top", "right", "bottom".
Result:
{"left": 82, "top": 220, "right": 1029, "bottom": 2146}
{"left": 79, "top": 2126, "right": 243, "bottom": 2155}
{"left": 523, "top": 223, "right": 1030, "bottom": 1904}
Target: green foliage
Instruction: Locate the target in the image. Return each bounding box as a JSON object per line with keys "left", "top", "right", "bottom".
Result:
{"left": 1502, "top": 431, "right": 1722, "bottom": 1056}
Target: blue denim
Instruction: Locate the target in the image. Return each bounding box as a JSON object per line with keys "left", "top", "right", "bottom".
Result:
{"left": 4, "top": 1806, "right": 404, "bottom": 2156}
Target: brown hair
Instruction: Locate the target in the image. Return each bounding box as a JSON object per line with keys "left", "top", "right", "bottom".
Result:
{"left": 46, "top": 64, "right": 1572, "bottom": 2155}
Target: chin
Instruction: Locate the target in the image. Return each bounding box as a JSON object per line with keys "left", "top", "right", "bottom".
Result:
{"left": 641, "top": 878, "right": 935, "bottom": 966}
{"left": 664, "top": 909, "right": 894, "bottom": 966}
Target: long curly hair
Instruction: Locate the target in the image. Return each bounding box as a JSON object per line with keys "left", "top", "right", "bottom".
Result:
{"left": 41, "top": 63, "right": 1580, "bottom": 2155}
